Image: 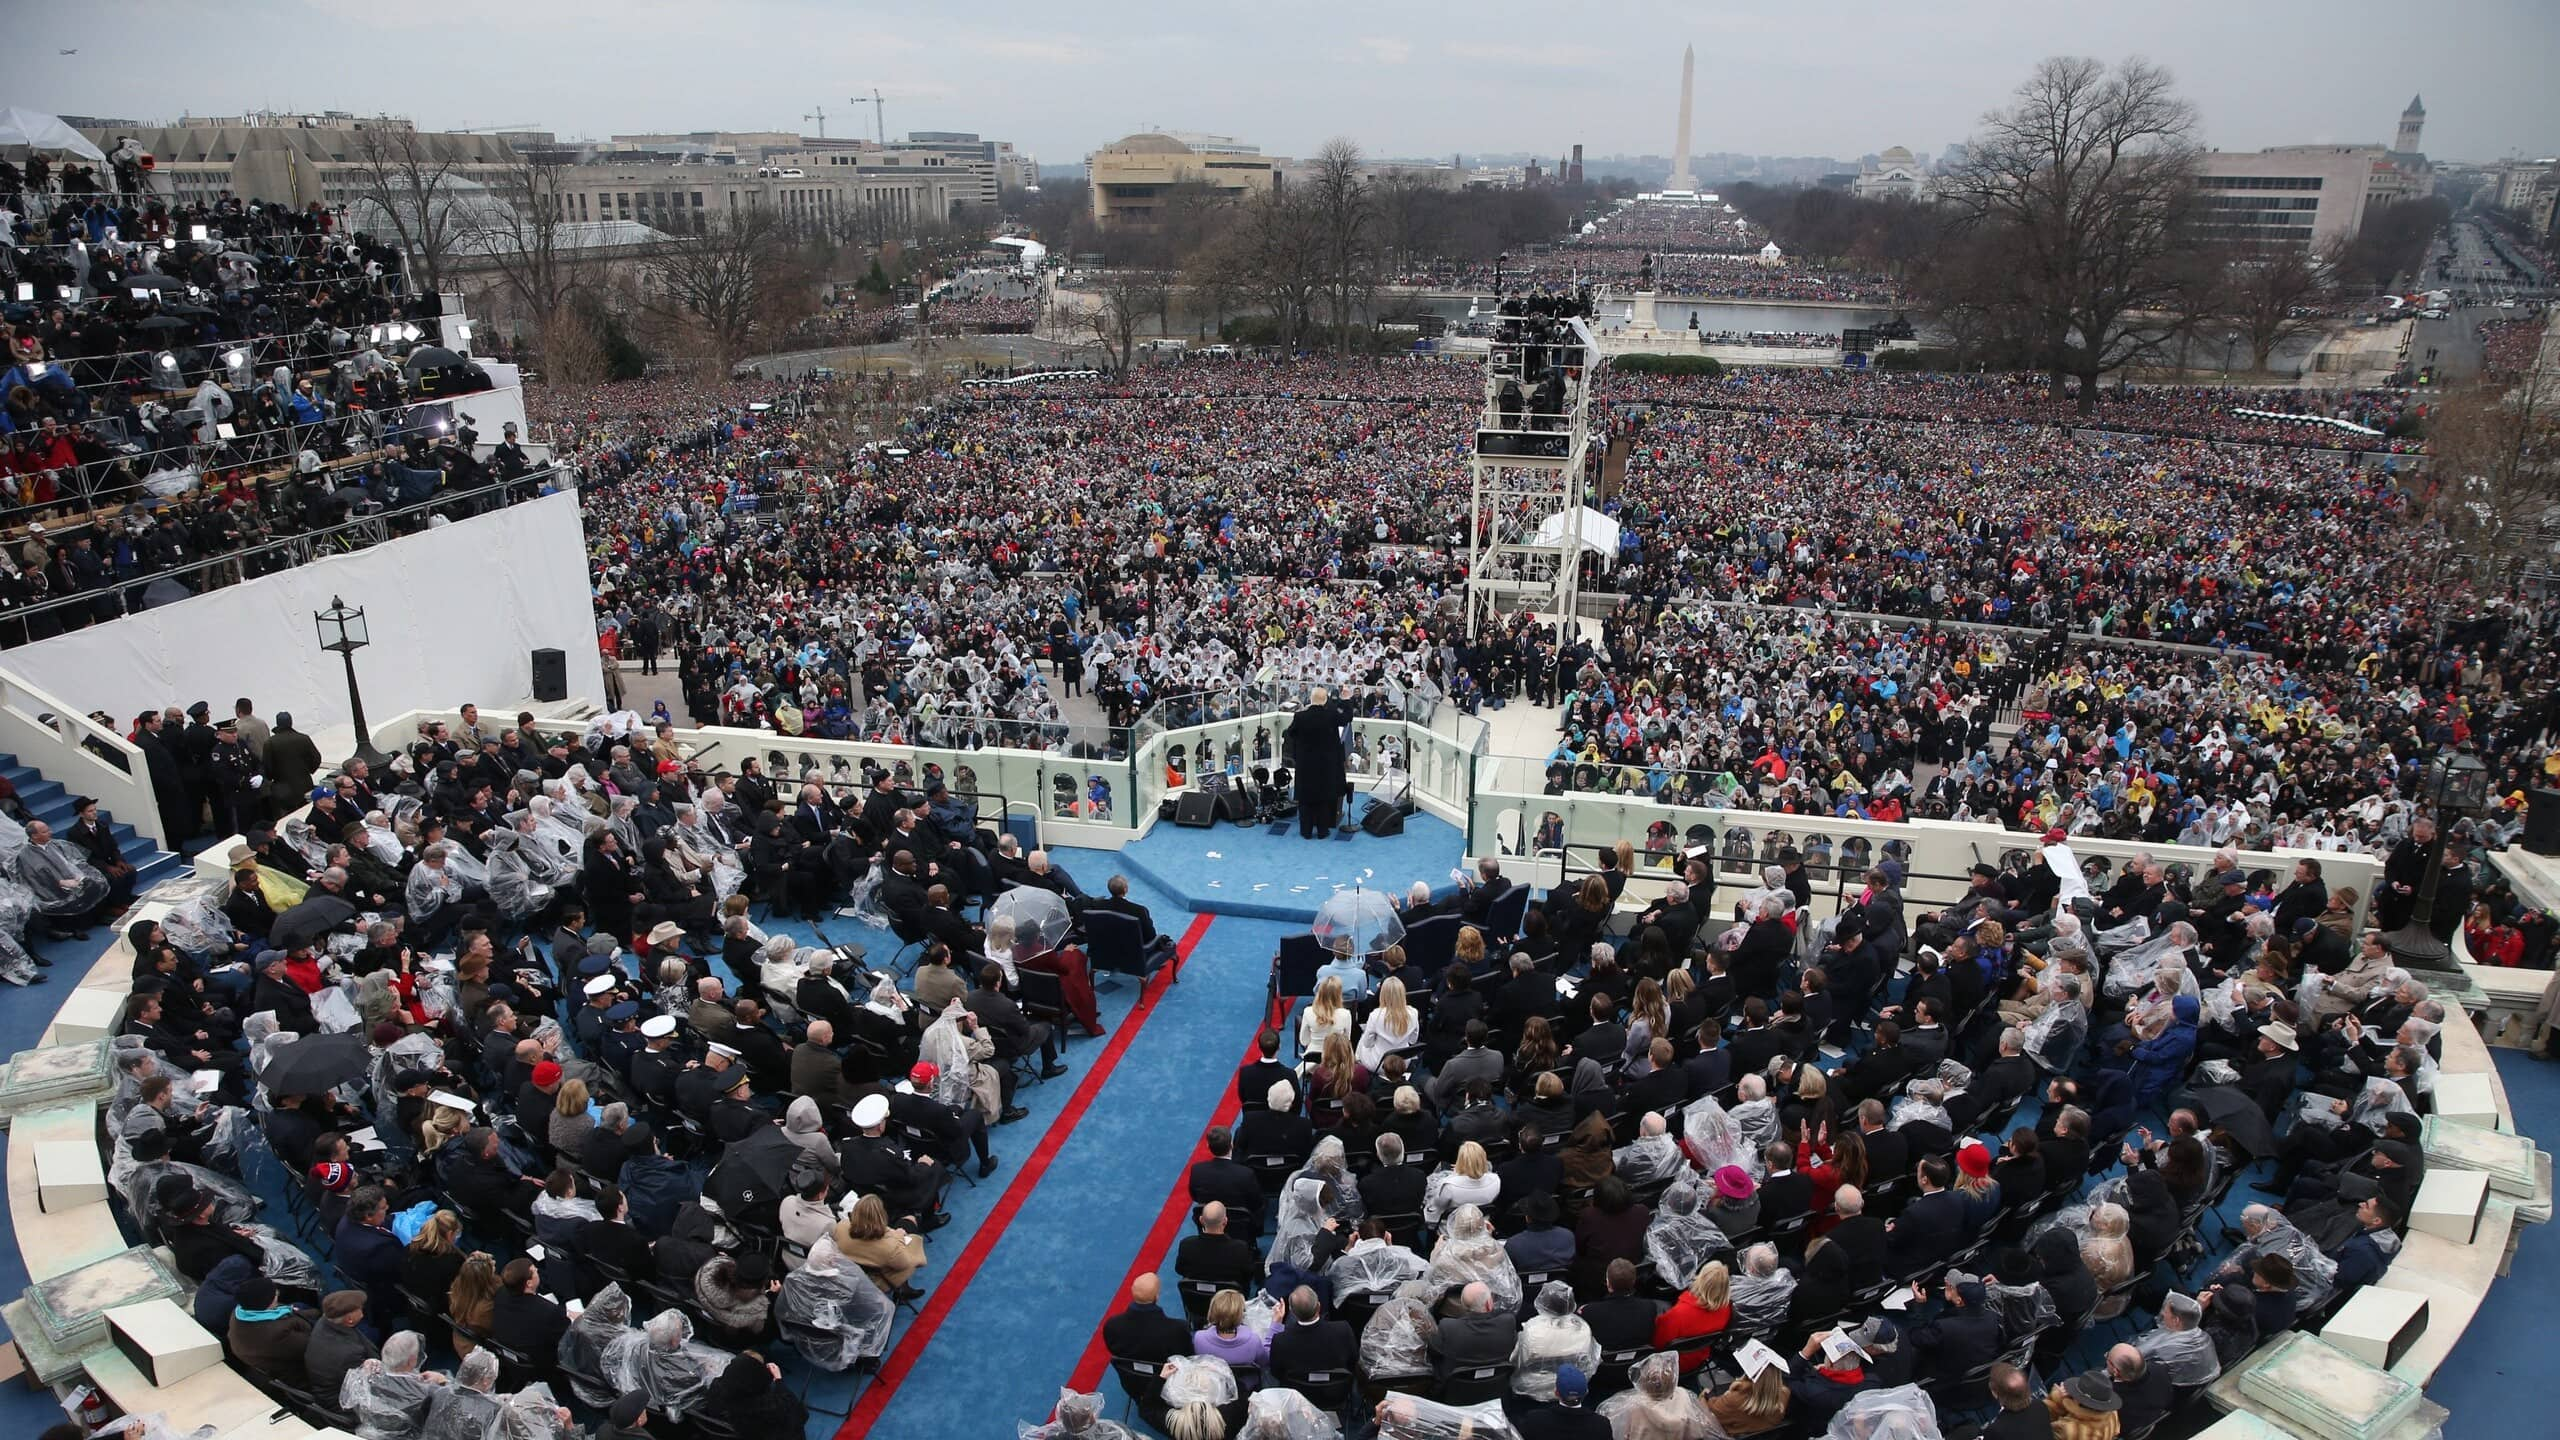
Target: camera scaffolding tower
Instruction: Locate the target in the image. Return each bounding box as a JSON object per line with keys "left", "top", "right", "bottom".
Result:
{"left": 1464, "top": 306, "right": 1602, "bottom": 641}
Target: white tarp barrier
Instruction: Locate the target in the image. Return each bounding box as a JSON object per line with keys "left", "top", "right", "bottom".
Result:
{"left": 5, "top": 491, "right": 604, "bottom": 743}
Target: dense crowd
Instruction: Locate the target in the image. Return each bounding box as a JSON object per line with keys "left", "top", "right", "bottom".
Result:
{"left": 1404, "top": 249, "right": 1900, "bottom": 307}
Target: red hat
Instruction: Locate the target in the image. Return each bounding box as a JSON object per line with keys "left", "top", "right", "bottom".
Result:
{"left": 1956, "top": 1139, "right": 1993, "bottom": 1179}
{"left": 532, "top": 1061, "right": 563, "bottom": 1088}
{"left": 908, "top": 1061, "right": 941, "bottom": 1088}
{"left": 2041, "top": 827, "right": 2067, "bottom": 844}
{"left": 310, "top": 1161, "right": 355, "bottom": 1193}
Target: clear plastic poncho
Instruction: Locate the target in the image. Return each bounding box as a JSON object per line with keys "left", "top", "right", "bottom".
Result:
{"left": 1614, "top": 1132, "right": 1688, "bottom": 1188}
{"left": 1683, "top": 1095, "right": 1753, "bottom": 1176}
{"left": 1359, "top": 1279, "right": 1440, "bottom": 1380}
{"left": 921, "top": 1001, "right": 987, "bottom": 1113}
{"left": 1019, "top": 1388, "right": 1137, "bottom": 1440}
{"left": 8, "top": 820, "right": 108, "bottom": 917}
{"left": 1510, "top": 1281, "right": 1601, "bottom": 1400}
{"left": 1889, "top": 1086, "right": 1951, "bottom": 1134}
{"left": 1645, "top": 1179, "right": 1733, "bottom": 1289}
{"left": 1270, "top": 1175, "right": 1336, "bottom": 1272}
{"left": 482, "top": 832, "right": 552, "bottom": 920}
{"left": 406, "top": 860, "right": 465, "bottom": 921}
{"left": 1242, "top": 1385, "right": 1344, "bottom": 1440}
{"left": 1328, "top": 1238, "right": 1428, "bottom": 1301}
{"left": 1730, "top": 1262, "right": 1797, "bottom": 1332}
{"left": 162, "top": 894, "right": 239, "bottom": 956}
{"left": 2222, "top": 1214, "right": 2340, "bottom": 1313}
{"left": 777, "top": 1236, "right": 895, "bottom": 1371}
{"left": 1424, "top": 1204, "right": 1521, "bottom": 1312}
{"left": 280, "top": 817, "right": 333, "bottom": 870}
{"left": 127, "top": 1148, "right": 259, "bottom": 1231}
{"left": 418, "top": 1379, "right": 573, "bottom": 1440}
{"left": 601, "top": 1309, "right": 727, "bottom": 1420}
{"left": 1984, "top": 1279, "right": 2061, "bottom": 1358}
{"left": 1729, "top": 1097, "right": 1779, "bottom": 1165}
{"left": 2023, "top": 994, "right": 2088, "bottom": 1070}
{"left": 1596, "top": 1353, "right": 1714, "bottom": 1440}
{"left": 1374, "top": 1396, "right": 1519, "bottom": 1440}
{"left": 557, "top": 1283, "right": 635, "bottom": 1407}
{"left": 342, "top": 1331, "right": 441, "bottom": 1440}
{"left": 2135, "top": 1323, "right": 2223, "bottom": 1387}
{"left": 0, "top": 873, "right": 40, "bottom": 985}
{"left": 670, "top": 808, "right": 745, "bottom": 901}
{"left": 1160, "top": 1353, "right": 1240, "bottom": 1408}
{"left": 1285, "top": 1136, "right": 1364, "bottom": 1224}
{"left": 1825, "top": 1384, "right": 1943, "bottom": 1440}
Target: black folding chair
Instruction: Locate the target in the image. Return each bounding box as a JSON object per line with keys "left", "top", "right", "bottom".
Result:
{"left": 1085, "top": 909, "right": 1177, "bottom": 988}
{"left": 1438, "top": 1361, "right": 1514, "bottom": 1405}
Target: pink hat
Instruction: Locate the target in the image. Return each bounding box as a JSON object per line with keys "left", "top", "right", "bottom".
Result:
{"left": 1713, "top": 1165, "right": 1755, "bottom": 1202}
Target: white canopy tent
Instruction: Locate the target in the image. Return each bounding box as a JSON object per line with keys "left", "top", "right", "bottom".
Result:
{"left": 0, "top": 109, "right": 107, "bottom": 163}
{"left": 1533, "top": 505, "right": 1621, "bottom": 570}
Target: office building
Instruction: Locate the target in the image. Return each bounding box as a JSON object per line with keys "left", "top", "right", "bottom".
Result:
{"left": 80, "top": 112, "right": 521, "bottom": 210}
{"left": 1852, "top": 146, "right": 1931, "bottom": 202}
{"left": 1087, "top": 133, "right": 1281, "bottom": 228}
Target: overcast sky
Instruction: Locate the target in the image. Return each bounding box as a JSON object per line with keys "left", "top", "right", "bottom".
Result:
{"left": 6, "top": 0, "right": 2555, "bottom": 170}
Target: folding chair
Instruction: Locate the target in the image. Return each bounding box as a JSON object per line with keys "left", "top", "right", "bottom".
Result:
{"left": 1084, "top": 909, "right": 1177, "bottom": 988}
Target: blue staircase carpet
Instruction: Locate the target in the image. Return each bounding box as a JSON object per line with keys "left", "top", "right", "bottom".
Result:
{"left": 1116, "top": 805, "right": 1467, "bottom": 923}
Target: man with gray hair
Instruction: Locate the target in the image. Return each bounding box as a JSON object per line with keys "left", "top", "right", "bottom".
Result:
{"left": 1729, "top": 1242, "right": 1796, "bottom": 1330}
{"left": 1613, "top": 1112, "right": 1686, "bottom": 1187}
{"left": 2136, "top": 1292, "right": 2222, "bottom": 1386}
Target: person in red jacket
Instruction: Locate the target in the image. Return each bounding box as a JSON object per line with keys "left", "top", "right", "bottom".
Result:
{"left": 1652, "top": 1258, "right": 1734, "bottom": 1372}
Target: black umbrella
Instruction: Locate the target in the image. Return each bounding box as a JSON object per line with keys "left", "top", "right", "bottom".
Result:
{"left": 707, "top": 1125, "right": 799, "bottom": 1216}
{"left": 270, "top": 894, "right": 357, "bottom": 950}
{"left": 2193, "top": 1083, "right": 2279, "bottom": 1160}
{"left": 131, "top": 314, "right": 194, "bottom": 334}
{"left": 257, "top": 1030, "right": 372, "bottom": 1097}
{"left": 402, "top": 345, "right": 462, "bottom": 374}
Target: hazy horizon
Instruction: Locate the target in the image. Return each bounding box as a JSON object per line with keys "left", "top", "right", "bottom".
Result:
{"left": 5, "top": 0, "right": 2555, "bottom": 171}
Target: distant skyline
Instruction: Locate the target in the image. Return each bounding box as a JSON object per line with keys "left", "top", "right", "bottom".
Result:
{"left": 6, "top": 0, "right": 2556, "bottom": 171}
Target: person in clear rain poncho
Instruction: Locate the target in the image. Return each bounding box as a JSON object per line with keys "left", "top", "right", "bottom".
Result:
{"left": 482, "top": 831, "right": 552, "bottom": 923}
{"left": 1729, "top": 1243, "right": 1796, "bottom": 1332}
{"left": 1287, "top": 1136, "right": 1365, "bottom": 1224}
{"left": 601, "top": 1308, "right": 727, "bottom": 1420}
{"left": 1645, "top": 1177, "right": 1733, "bottom": 1290}
{"left": 7, "top": 815, "right": 109, "bottom": 929}
{"left": 2134, "top": 1292, "right": 2223, "bottom": 1387}
{"left": 1019, "top": 1387, "right": 1137, "bottom": 1440}
{"left": 556, "top": 1282, "right": 635, "bottom": 1406}
{"left": 670, "top": 804, "right": 746, "bottom": 901}
{"left": 0, "top": 868, "right": 47, "bottom": 984}
{"left": 419, "top": 1348, "right": 573, "bottom": 1440}
{"left": 1373, "top": 1394, "right": 1520, "bottom": 1440}
{"left": 124, "top": 1118, "right": 258, "bottom": 1230}
{"left": 1328, "top": 1223, "right": 1429, "bottom": 1301}
{"left": 341, "top": 1329, "right": 445, "bottom": 1440}
{"left": 1683, "top": 1094, "right": 1753, "bottom": 1177}
{"left": 406, "top": 844, "right": 469, "bottom": 932}
{"left": 778, "top": 1235, "right": 896, "bottom": 1370}
{"left": 1242, "top": 1385, "right": 1344, "bottom": 1440}
{"left": 1360, "top": 1279, "right": 1442, "bottom": 1382}
{"left": 1160, "top": 1353, "right": 1240, "bottom": 1423}
{"left": 1270, "top": 1175, "right": 1339, "bottom": 1272}
{"left": 1426, "top": 1204, "right": 1522, "bottom": 1312}
{"left": 1825, "top": 1384, "right": 1943, "bottom": 1440}
{"left": 922, "top": 996, "right": 1003, "bottom": 1123}
{"left": 1511, "top": 1281, "right": 1601, "bottom": 1400}
{"left": 1615, "top": 1112, "right": 1688, "bottom": 1188}
{"left": 2208, "top": 1205, "right": 2339, "bottom": 1314}
{"left": 1597, "top": 1352, "right": 1717, "bottom": 1439}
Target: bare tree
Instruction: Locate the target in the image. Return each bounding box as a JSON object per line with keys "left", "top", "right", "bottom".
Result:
{"left": 462, "top": 149, "right": 589, "bottom": 356}
{"left": 1226, "top": 187, "right": 1327, "bottom": 348}
{"left": 1082, "top": 268, "right": 1168, "bottom": 371}
{"left": 2427, "top": 351, "right": 2560, "bottom": 587}
{"left": 1936, "top": 56, "right": 2201, "bottom": 408}
{"left": 348, "top": 125, "right": 480, "bottom": 297}
{"left": 640, "top": 204, "right": 813, "bottom": 365}
{"left": 1307, "top": 140, "right": 1377, "bottom": 353}
{"left": 2205, "top": 240, "right": 2335, "bottom": 373}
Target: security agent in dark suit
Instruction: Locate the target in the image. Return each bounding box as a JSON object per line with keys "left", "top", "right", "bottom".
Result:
{"left": 1187, "top": 1127, "right": 1266, "bottom": 1237}
{"left": 1175, "top": 1201, "right": 1263, "bottom": 1290}
{"left": 1886, "top": 1156, "right": 1965, "bottom": 1278}
{"left": 1102, "top": 1273, "right": 1193, "bottom": 1365}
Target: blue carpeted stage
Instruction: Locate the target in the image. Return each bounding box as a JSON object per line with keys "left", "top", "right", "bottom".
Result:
{"left": 1114, "top": 802, "right": 1468, "bottom": 923}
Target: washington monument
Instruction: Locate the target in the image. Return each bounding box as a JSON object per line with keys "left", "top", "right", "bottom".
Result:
{"left": 1667, "top": 43, "right": 1696, "bottom": 190}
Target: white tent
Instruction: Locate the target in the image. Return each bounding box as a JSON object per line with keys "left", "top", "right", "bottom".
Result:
{"left": 1534, "top": 506, "right": 1621, "bottom": 570}
{"left": 0, "top": 109, "right": 107, "bottom": 163}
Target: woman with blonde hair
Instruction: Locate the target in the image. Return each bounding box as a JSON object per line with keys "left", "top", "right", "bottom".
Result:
{"left": 832, "top": 1193, "right": 927, "bottom": 1296}
{"left": 1355, "top": 976, "right": 1419, "bottom": 1070}
{"left": 1308, "top": 1030, "right": 1367, "bottom": 1105}
{"left": 1424, "top": 1140, "right": 1501, "bottom": 1224}
{"left": 1297, "top": 974, "right": 1353, "bottom": 1056}
{"left": 445, "top": 1251, "right": 500, "bottom": 1357}
{"left": 400, "top": 1211, "right": 466, "bottom": 1344}
{"left": 1706, "top": 1357, "right": 1791, "bottom": 1435}
{"left": 550, "top": 1077, "right": 594, "bottom": 1156}
{"left": 1630, "top": 977, "right": 1671, "bottom": 1046}
{"left": 417, "top": 1095, "right": 471, "bottom": 1155}
{"left": 1455, "top": 926, "right": 1486, "bottom": 970}
{"left": 1189, "top": 1288, "right": 1269, "bottom": 1367}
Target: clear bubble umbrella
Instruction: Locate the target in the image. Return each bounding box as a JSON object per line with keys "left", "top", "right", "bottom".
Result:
{"left": 990, "top": 886, "right": 1074, "bottom": 956}
{"left": 1311, "top": 884, "right": 1406, "bottom": 957}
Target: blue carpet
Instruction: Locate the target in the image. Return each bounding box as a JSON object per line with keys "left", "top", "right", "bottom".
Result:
{"left": 2425, "top": 1048, "right": 2558, "bottom": 1429}
{"left": 1117, "top": 806, "right": 1465, "bottom": 923}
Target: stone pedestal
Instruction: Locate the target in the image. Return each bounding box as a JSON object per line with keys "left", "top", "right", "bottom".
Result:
{"left": 2324, "top": 1287, "right": 2429, "bottom": 1370}
{"left": 2429, "top": 1071, "right": 2497, "bottom": 1129}
{"left": 1629, "top": 291, "right": 1659, "bottom": 334}
{"left": 32, "top": 1138, "right": 106, "bottom": 1211}
{"left": 2409, "top": 1169, "right": 2489, "bottom": 1244}
{"left": 2229, "top": 1331, "right": 2434, "bottom": 1440}
{"left": 0, "top": 1037, "right": 113, "bottom": 1127}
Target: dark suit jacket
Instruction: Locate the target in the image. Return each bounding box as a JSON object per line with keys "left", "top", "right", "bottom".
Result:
{"left": 1579, "top": 1294, "right": 1666, "bottom": 1351}
{"left": 1103, "top": 1301, "right": 1193, "bottom": 1365}
{"left": 1358, "top": 1162, "right": 1429, "bottom": 1222}
{"left": 1176, "top": 1232, "right": 1262, "bottom": 1289}
{"left": 489, "top": 1287, "right": 570, "bottom": 1368}
{"left": 1859, "top": 1127, "right": 1910, "bottom": 1186}
{"left": 1188, "top": 1157, "right": 1265, "bottom": 1234}
{"left": 1268, "top": 1318, "right": 1357, "bottom": 1383}
{"left": 1756, "top": 1171, "right": 1814, "bottom": 1224}
{"left": 1085, "top": 894, "right": 1163, "bottom": 945}
{"left": 1888, "top": 1189, "right": 1966, "bottom": 1277}
{"left": 1434, "top": 1311, "right": 1520, "bottom": 1377}
{"left": 1824, "top": 1214, "right": 1889, "bottom": 1288}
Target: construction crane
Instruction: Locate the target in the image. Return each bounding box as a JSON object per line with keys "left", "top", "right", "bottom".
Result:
{"left": 803, "top": 106, "right": 827, "bottom": 139}
{"left": 850, "top": 90, "right": 888, "bottom": 145}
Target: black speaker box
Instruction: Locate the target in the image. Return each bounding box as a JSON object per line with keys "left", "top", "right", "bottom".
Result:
{"left": 2525, "top": 788, "right": 2560, "bottom": 856}
{"left": 531, "top": 646, "right": 568, "bottom": 702}
{"left": 1217, "top": 789, "right": 1255, "bottom": 824}
{"left": 1175, "top": 791, "right": 1220, "bottom": 828}
{"left": 1362, "top": 799, "right": 1409, "bottom": 837}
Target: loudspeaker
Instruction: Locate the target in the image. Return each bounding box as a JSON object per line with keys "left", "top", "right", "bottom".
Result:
{"left": 1362, "top": 799, "right": 1409, "bottom": 837}
{"left": 2525, "top": 788, "right": 2560, "bottom": 856}
{"left": 1217, "top": 789, "right": 1254, "bottom": 824}
{"left": 1175, "top": 791, "right": 1220, "bottom": 828}
{"left": 530, "top": 647, "right": 568, "bottom": 702}
{"left": 107, "top": 1299, "right": 223, "bottom": 1387}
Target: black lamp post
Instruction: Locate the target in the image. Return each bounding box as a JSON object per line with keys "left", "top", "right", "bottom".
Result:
{"left": 315, "top": 595, "right": 389, "bottom": 768}
{"left": 2379, "top": 747, "right": 2489, "bottom": 969}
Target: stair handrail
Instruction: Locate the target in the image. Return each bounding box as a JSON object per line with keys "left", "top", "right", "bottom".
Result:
{"left": 0, "top": 663, "right": 167, "bottom": 849}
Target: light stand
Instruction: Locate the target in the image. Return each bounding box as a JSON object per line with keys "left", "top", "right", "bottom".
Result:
{"left": 2378, "top": 748, "right": 2488, "bottom": 970}
{"left": 314, "top": 595, "right": 390, "bottom": 768}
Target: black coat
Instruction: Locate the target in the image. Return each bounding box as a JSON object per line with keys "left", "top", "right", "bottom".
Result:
{"left": 1103, "top": 1301, "right": 1193, "bottom": 1366}
{"left": 1187, "top": 1157, "right": 1266, "bottom": 1234}
{"left": 1283, "top": 702, "right": 1348, "bottom": 814}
